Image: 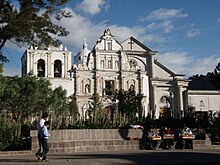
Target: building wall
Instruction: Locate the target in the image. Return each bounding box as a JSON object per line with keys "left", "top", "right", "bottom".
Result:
{"left": 185, "top": 90, "right": 220, "bottom": 112}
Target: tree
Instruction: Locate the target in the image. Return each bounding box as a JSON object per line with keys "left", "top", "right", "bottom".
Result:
{"left": 0, "top": 75, "right": 53, "bottom": 123}
{"left": 0, "top": 74, "right": 55, "bottom": 150}
{"left": 67, "top": 95, "right": 79, "bottom": 126}
{"left": 48, "top": 86, "right": 68, "bottom": 129}
{"left": 114, "top": 89, "right": 143, "bottom": 124}
{"left": 0, "top": 74, "right": 75, "bottom": 150}
{"left": 87, "top": 94, "right": 104, "bottom": 125}
{"left": 0, "top": 0, "right": 71, "bottom": 62}
{"left": 210, "top": 62, "right": 220, "bottom": 89}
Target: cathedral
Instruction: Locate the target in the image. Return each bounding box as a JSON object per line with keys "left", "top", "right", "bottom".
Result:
{"left": 21, "top": 29, "right": 220, "bottom": 120}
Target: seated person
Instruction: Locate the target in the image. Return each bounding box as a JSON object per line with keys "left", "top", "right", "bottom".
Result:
{"left": 146, "top": 129, "right": 160, "bottom": 150}
{"left": 141, "top": 126, "right": 158, "bottom": 150}
{"left": 161, "top": 127, "right": 174, "bottom": 149}
{"left": 179, "top": 125, "right": 193, "bottom": 149}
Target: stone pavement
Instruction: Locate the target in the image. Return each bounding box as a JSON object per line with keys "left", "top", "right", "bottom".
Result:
{"left": 1, "top": 150, "right": 220, "bottom": 165}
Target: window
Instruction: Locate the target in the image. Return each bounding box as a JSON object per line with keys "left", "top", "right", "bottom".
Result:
{"left": 107, "top": 41, "right": 112, "bottom": 50}
{"left": 100, "top": 60, "right": 104, "bottom": 68}
{"left": 105, "top": 80, "right": 114, "bottom": 95}
{"left": 115, "top": 60, "right": 118, "bottom": 69}
{"left": 37, "top": 59, "right": 45, "bottom": 77}
{"left": 130, "top": 84, "right": 135, "bottom": 91}
{"left": 128, "top": 80, "right": 135, "bottom": 91}
{"left": 108, "top": 60, "right": 112, "bottom": 69}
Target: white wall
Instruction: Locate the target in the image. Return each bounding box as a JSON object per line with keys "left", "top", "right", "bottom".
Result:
{"left": 187, "top": 90, "right": 220, "bottom": 112}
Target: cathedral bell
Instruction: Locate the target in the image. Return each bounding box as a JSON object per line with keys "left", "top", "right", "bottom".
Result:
{"left": 37, "top": 66, "right": 43, "bottom": 72}
{"left": 54, "top": 68, "right": 59, "bottom": 73}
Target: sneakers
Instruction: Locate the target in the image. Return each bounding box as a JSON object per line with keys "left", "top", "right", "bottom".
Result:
{"left": 42, "top": 157, "right": 48, "bottom": 162}
{"left": 35, "top": 153, "right": 42, "bottom": 160}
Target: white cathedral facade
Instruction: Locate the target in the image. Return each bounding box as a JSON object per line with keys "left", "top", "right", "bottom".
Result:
{"left": 21, "top": 29, "right": 220, "bottom": 120}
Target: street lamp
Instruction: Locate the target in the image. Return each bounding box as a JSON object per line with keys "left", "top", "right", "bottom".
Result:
{"left": 169, "top": 91, "right": 174, "bottom": 117}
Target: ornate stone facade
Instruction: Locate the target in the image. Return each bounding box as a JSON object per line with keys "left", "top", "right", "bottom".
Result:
{"left": 21, "top": 28, "right": 220, "bottom": 120}
{"left": 71, "top": 29, "right": 189, "bottom": 119}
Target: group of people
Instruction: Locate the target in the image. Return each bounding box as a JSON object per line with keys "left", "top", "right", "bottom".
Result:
{"left": 35, "top": 112, "right": 50, "bottom": 162}
{"left": 141, "top": 124, "right": 193, "bottom": 150}
{"left": 34, "top": 114, "right": 194, "bottom": 160}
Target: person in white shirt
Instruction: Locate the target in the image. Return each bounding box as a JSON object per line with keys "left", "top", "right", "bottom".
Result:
{"left": 40, "top": 121, "right": 50, "bottom": 161}
{"left": 35, "top": 112, "right": 49, "bottom": 159}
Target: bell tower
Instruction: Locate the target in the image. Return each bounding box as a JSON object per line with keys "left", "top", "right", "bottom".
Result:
{"left": 21, "top": 44, "right": 74, "bottom": 96}
{"left": 21, "top": 44, "right": 71, "bottom": 79}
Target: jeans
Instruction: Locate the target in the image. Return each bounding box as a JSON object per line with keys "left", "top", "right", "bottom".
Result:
{"left": 41, "top": 138, "right": 49, "bottom": 159}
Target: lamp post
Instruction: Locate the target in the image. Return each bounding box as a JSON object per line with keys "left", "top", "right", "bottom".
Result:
{"left": 169, "top": 91, "right": 174, "bottom": 118}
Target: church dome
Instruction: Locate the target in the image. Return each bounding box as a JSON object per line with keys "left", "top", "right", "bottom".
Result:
{"left": 74, "top": 39, "right": 91, "bottom": 65}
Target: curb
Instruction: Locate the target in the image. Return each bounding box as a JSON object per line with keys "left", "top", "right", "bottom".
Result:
{"left": 0, "top": 150, "right": 33, "bottom": 157}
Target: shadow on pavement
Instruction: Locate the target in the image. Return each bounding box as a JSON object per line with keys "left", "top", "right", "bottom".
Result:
{"left": 1, "top": 150, "right": 220, "bottom": 165}
{"left": 51, "top": 150, "right": 220, "bottom": 165}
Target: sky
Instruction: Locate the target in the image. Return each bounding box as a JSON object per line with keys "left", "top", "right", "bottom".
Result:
{"left": 2, "top": 0, "right": 220, "bottom": 78}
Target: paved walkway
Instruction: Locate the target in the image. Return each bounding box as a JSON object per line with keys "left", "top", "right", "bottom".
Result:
{"left": 1, "top": 150, "right": 220, "bottom": 165}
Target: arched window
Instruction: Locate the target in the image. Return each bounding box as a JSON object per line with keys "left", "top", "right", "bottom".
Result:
{"left": 107, "top": 41, "right": 112, "bottom": 50}
{"left": 130, "top": 84, "right": 135, "bottom": 91}
{"left": 115, "top": 60, "right": 118, "bottom": 69}
{"left": 37, "top": 59, "right": 45, "bottom": 77}
{"left": 54, "top": 60, "right": 62, "bottom": 77}
{"left": 128, "top": 79, "right": 135, "bottom": 91}
{"left": 108, "top": 60, "right": 112, "bottom": 69}
{"left": 100, "top": 60, "right": 104, "bottom": 68}
{"left": 82, "top": 78, "right": 91, "bottom": 94}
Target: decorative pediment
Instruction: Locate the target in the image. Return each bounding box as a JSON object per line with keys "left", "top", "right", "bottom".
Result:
{"left": 94, "top": 29, "right": 122, "bottom": 51}
{"left": 121, "top": 37, "right": 154, "bottom": 52}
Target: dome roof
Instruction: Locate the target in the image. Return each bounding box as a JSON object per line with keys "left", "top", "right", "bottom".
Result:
{"left": 74, "top": 39, "right": 91, "bottom": 65}
{"left": 76, "top": 39, "right": 90, "bottom": 56}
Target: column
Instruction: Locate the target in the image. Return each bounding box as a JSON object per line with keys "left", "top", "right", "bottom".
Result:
{"left": 178, "top": 86, "right": 184, "bottom": 118}
{"left": 63, "top": 53, "right": 68, "bottom": 78}
{"left": 44, "top": 53, "right": 48, "bottom": 77}
{"left": 96, "top": 76, "right": 100, "bottom": 95}
{"left": 47, "top": 53, "right": 52, "bottom": 77}
{"left": 76, "top": 75, "right": 80, "bottom": 95}
{"left": 28, "top": 52, "right": 32, "bottom": 74}
{"left": 149, "top": 83, "right": 157, "bottom": 119}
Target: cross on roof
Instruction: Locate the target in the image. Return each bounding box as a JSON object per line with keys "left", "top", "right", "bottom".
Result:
{"left": 128, "top": 39, "right": 134, "bottom": 50}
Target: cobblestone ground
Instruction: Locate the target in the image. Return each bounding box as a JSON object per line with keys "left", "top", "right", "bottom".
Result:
{"left": 1, "top": 150, "right": 220, "bottom": 165}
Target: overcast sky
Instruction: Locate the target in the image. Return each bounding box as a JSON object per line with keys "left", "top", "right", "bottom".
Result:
{"left": 2, "top": 0, "right": 220, "bottom": 78}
